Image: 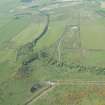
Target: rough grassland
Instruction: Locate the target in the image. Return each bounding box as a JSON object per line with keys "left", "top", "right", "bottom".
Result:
{"left": 1, "top": 0, "right": 105, "bottom": 105}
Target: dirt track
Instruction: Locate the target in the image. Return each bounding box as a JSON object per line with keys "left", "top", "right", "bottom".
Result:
{"left": 24, "top": 85, "right": 55, "bottom": 105}
{"left": 24, "top": 80, "right": 105, "bottom": 105}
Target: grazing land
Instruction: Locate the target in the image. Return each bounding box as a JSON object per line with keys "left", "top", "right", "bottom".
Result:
{"left": 1, "top": 0, "right": 105, "bottom": 105}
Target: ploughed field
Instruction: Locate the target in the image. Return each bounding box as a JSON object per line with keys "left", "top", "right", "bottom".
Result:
{"left": 1, "top": 0, "right": 105, "bottom": 105}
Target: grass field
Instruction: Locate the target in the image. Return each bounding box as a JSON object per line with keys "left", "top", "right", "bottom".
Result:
{"left": 1, "top": 0, "right": 105, "bottom": 105}
{"left": 81, "top": 18, "right": 105, "bottom": 49}
{"left": 33, "top": 84, "right": 105, "bottom": 105}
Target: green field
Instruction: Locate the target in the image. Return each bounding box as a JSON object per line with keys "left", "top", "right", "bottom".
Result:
{"left": 33, "top": 84, "right": 105, "bottom": 105}
{"left": 1, "top": 0, "right": 105, "bottom": 105}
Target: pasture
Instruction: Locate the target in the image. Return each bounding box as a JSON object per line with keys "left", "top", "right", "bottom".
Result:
{"left": 1, "top": 0, "right": 105, "bottom": 105}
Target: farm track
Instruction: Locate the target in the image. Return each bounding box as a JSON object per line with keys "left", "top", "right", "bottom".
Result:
{"left": 54, "top": 80, "right": 105, "bottom": 85}
{"left": 24, "top": 85, "right": 55, "bottom": 105}
{"left": 64, "top": 47, "right": 105, "bottom": 52}
{"left": 23, "top": 80, "right": 105, "bottom": 105}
